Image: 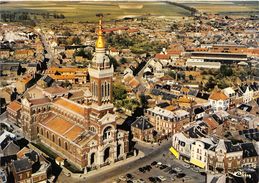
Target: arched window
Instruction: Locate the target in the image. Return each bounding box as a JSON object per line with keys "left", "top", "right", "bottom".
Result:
{"left": 101, "top": 84, "right": 104, "bottom": 97}
{"left": 46, "top": 131, "right": 49, "bottom": 139}
{"left": 89, "top": 126, "right": 96, "bottom": 133}
{"left": 104, "top": 82, "right": 107, "bottom": 97}
{"left": 103, "top": 126, "right": 112, "bottom": 140}
{"left": 65, "top": 142, "right": 68, "bottom": 150}
{"left": 107, "top": 83, "right": 110, "bottom": 97}
{"left": 37, "top": 127, "right": 39, "bottom": 133}
{"left": 52, "top": 134, "right": 55, "bottom": 142}
{"left": 58, "top": 138, "right": 61, "bottom": 146}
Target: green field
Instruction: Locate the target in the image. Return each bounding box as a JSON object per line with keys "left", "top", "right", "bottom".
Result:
{"left": 0, "top": 1, "right": 191, "bottom": 22}
{"left": 184, "top": 1, "right": 259, "bottom": 16}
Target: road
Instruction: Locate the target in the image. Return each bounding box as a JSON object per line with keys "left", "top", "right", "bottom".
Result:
{"left": 36, "top": 27, "right": 56, "bottom": 67}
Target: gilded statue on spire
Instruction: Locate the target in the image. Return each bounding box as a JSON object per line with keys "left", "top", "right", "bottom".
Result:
{"left": 96, "top": 15, "right": 105, "bottom": 48}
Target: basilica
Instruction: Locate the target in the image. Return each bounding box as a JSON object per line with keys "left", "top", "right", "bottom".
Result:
{"left": 8, "top": 19, "right": 129, "bottom": 170}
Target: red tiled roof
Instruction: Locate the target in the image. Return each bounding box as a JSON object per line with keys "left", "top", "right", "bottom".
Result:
{"left": 209, "top": 90, "right": 228, "bottom": 101}
{"left": 155, "top": 53, "right": 170, "bottom": 60}
{"left": 7, "top": 101, "right": 21, "bottom": 112}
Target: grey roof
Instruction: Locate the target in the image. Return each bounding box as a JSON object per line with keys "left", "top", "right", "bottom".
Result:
{"left": 13, "top": 158, "right": 31, "bottom": 173}
{"left": 240, "top": 143, "right": 258, "bottom": 158}
{"left": 2, "top": 141, "right": 19, "bottom": 156}
{"left": 224, "top": 141, "right": 242, "bottom": 153}
{"left": 131, "top": 116, "right": 154, "bottom": 131}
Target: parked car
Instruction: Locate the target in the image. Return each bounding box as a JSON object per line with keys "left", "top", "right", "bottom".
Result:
{"left": 148, "top": 177, "right": 156, "bottom": 183}
{"left": 157, "top": 176, "right": 167, "bottom": 182}
{"left": 169, "top": 169, "right": 177, "bottom": 174}
{"left": 119, "top": 176, "right": 127, "bottom": 181}
{"left": 137, "top": 179, "right": 145, "bottom": 183}
{"left": 183, "top": 164, "right": 191, "bottom": 169}
{"left": 139, "top": 167, "right": 145, "bottom": 173}
{"left": 145, "top": 165, "right": 152, "bottom": 171}
{"left": 126, "top": 173, "right": 133, "bottom": 179}
{"left": 159, "top": 165, "right": 167, "bottom": 170}
{"left": 154, "top": 177, "right": 162, "bottom": 182}
{"left": 174, "top": 167, "right": 182, "bottom": 172}
{"left": 164, "top": 167, "right": 171, "bottom": 172}
{"left": 176, "top": 173, "right": 186, "bottom": 178}
{"left": 151, "top": 161, "right": 157, "bottom": 166}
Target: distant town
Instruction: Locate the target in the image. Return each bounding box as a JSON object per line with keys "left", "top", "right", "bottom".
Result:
{"left": 0, "top": 1, "right": 258, "bottom": 183}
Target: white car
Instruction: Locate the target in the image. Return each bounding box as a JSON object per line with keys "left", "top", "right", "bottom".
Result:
{"left": 174, "top": 167, "right": 182, "bottom": 172}
{"left": 183, "top": 164, "right": 191, "bottom": 168}
{"left": 157, "top": 176, "right": 167, "bottom": 182}
{"left": 119, "top": 176, "right": 127, "bottom": 181}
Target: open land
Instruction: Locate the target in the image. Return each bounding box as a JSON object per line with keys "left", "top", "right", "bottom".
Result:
{"left": 0, "top": 1, "right": 191, "bottom": 22}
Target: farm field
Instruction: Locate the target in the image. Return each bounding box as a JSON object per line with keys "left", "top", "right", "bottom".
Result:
{"left": 183, "top": 1, "right": 259, "bottom": 16}
{"left": 0, "top": 1, "right": 191, "bottom": 22}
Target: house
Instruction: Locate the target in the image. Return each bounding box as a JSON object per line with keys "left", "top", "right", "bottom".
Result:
{"left": 131, "top": 116, "right": 154, "bottom": 142}
{"left": 240, "top": 143, "right": 258, "bottom": 168}
{"left": 171, "top": 132, "right": 195, "bottom": 161}
{"left": 6, "top": 100, "right": 22, "bottom": 126}
{"left": 193, "top": 107, "right": 205, "bottom": 120}
{"left": 16, "top": 147, "right": 51, "bottom": 183}
{"left": 209, "top": 90, "right": 229, "bottom": 112}
{"left": 223, "top": 87, "right": 236, "bottom": 98}
{"left": 207, "top": 139, "right": 243, "bottom": 173}
{"left": 145, "top": 106, "right": 189, "bottom": 136}
{"left": 238, "top": 85, "right": 255, "bottom": 104}
{"left": 11, "top": 158, "right": 32, "bottom": 183}
{"left": 190, "top": 138, "right": 215, "bottom": 170}
{"left": 109, "top": 47, "right": 119, "bottom": 57}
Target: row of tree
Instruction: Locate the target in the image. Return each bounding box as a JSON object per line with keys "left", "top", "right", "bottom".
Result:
{"left": 0, "top": 11, "right": 65, "bottom": 22}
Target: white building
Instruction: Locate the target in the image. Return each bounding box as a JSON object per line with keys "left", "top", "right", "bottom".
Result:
{"left": 190, "top": 138, "right": 215, "bottom": 170}
{"left": 209, "top": 90, "right": 229, "bottom": 112}
{"left": 223, "top": 87, "right": 236, "bottom": 98}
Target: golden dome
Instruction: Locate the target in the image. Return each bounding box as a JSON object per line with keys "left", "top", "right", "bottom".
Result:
{"left": 95, "top": 19, "right": 105, "bottom": 48}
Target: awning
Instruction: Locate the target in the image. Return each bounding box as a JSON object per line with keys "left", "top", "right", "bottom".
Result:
{"left": 169, "top": 147, "right": 179, "bottom": 159}
{"left": 190, "top": 158, "right": 205, "bottom": 169}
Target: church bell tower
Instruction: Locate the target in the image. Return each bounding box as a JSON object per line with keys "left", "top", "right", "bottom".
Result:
{"left": 88, "top": 17, "right": 114, "bottom": 117}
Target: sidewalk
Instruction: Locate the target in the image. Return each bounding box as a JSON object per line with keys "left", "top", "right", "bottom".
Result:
{"left": 67, "top": 151, "right": 145, "bottom": 179}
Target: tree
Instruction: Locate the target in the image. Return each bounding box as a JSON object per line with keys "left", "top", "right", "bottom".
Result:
{"left": 119, "top": 57, "right": 127, "bottom": 64}
{"left": 139, "top": 94, "right": 148, "bottom": 108}
{"left": 17, "top": 64, "right": 22, "bottom": 75}
{"left": 168, "top": 71, "right": 176, "bottom": 79}
{"left": 72, "top": 36, "right": 81, "bottom": 45}
{"left": 219, "top": 65, "right": 233, "bottom": 77}
{"left": 112, "top": 83, "right": 127, "bottom": 101}
{"left": 109, "top": 56, "right": 119, "bottom": 70}
{"left": 205, "top": 77, "right": 216, "bottom": 91}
